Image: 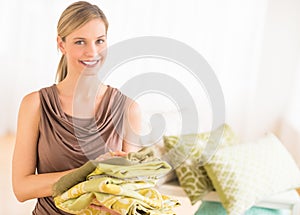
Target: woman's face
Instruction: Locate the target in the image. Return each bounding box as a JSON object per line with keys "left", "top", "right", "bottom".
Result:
{"left": 58, "top": 18, "right": 107, "bottom": 76}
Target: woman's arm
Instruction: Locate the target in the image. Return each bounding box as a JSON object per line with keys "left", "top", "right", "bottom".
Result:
{"left": 122, "top": 100, "right": 142, "bottom": 153}
{"left": 12, "top": 92, "right": 75, "bottom": 202}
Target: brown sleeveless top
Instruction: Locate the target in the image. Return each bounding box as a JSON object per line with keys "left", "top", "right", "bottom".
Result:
{"left": 33, "top": 84, "right": 131, "bottom": 215}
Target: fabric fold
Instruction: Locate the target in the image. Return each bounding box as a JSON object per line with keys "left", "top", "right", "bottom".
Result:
{"left": 53, "top": 148, "right": 180, "bottom": 215}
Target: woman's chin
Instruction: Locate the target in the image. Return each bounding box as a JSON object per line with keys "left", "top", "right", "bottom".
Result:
{"left": 80, "top": 64, "right": 103, "bottom": 76}
{"left": 81, "top": 69, "right": 99, "bottom": 77}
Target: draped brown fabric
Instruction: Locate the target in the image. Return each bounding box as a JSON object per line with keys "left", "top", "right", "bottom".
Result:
{"left": 32, "top": 84, "right": 131, "bottom": 215}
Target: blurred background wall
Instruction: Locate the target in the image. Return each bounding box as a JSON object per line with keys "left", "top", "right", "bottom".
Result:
{"left": 0, "top": 0, "right": 300, "bottom": 162}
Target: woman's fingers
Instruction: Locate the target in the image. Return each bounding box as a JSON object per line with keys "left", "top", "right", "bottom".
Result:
{"left": 90, "top": 204, "right": 121, "bottom": 215}
{"left": 95, "top": 151, "right": 127, "bottom": 161}
{"left": 111, "top": 151, "right": 127, "bottom": 156}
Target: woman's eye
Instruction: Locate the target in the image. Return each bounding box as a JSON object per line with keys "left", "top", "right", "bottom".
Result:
{"left": 75, "top": 40, "right": 84, "bottom": 45}
{"left": 97, "top": 39, "right": 105, "bottom": 44}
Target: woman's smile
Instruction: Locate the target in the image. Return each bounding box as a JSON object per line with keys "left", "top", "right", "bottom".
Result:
{"left": 79, "top": 59, "right": 101, "bottom": 68}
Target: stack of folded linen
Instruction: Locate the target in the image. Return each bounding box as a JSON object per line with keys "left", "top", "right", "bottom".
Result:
{"left": 52, "top": 148, "right": 180, "bottom": 215}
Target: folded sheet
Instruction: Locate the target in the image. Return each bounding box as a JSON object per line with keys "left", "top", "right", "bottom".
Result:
{"left": 53, "top": 148, "right": 180, "bottom": 215}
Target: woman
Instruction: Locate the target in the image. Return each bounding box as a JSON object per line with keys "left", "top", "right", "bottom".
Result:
{"left": 12, "top": 1, "right": 141, "bottom": 214}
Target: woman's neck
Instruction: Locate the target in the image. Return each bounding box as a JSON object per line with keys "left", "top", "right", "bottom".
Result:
{"left": 58, "top": 72, "right": 103, "bottom": 96}
{"left": 57, "top": 72, "right": 106, "bottom": 118}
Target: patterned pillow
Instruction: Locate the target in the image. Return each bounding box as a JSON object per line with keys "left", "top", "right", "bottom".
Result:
{"left": 163, "top": 124, "right": 238, "bottom": 205}
{"left": 204, "top": 133, "right": 300, "bottom": 215}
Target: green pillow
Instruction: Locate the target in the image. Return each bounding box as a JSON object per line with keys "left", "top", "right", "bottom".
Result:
{"left": 163, "top": 124, "right": 238, "bottom": 205}
{"left": 204, "top": 133, "right": 300, "bottom": 215}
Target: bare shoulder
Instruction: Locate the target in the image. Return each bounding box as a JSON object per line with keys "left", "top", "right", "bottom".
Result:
{"left": 15, "top": 91, "right": 41, "bottom": 148}
{"left": 123, "top": 100, "right": 142, "bottom": 152}
{"left": 22, "top": 91, "right": 39, "bottom": 102}
{"left": 125, "top": 100, "right": 141, "bottom": 131}
{"left": 126, "top": 100, "right": 141, "bottom": 118}
{"left": 19, "top": 91, "right": 41, "bottom": 116}
{"left": 128, "top": 100, "right": 140, "bottom": 111}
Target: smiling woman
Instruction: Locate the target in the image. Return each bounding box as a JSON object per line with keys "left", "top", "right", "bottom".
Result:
{"left": 55, "top": 1, "right": 109, "bottom": 82}
{"left": 57, "top": 19, "right": 107, "bottom": 79}
{"left": 12, "top": 1, "right": 141, "bottom": 215}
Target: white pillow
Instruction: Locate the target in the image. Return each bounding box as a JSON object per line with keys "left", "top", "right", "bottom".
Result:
{"left": 204, "top": 133, "right": 300, "bottom": 215}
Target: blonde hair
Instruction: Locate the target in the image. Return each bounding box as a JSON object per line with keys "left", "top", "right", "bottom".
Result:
{"left": 56, "top": 1, "right": 109, "bottom": 83}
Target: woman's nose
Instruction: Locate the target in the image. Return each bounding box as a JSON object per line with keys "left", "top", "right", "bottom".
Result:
{"left": 84, "top": 44, "right": 98, "bottom": 57}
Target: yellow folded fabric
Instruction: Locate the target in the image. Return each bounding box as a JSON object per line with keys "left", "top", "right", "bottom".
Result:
{"left": 54, "top": 156, "right": 180, "bottom": 215}
{"left": 54, "top": 176, "right": 179, "bottom": 214}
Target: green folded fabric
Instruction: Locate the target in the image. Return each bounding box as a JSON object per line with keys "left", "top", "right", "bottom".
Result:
{"left": 87, "top": 160, "right": 172, "bottom": 180}
{"left": 127, "top": 147, "right": 159, "bottom": 163}
{"left": 53, "top": 147, "right": 162, "bottom": 197}
{"left": 52, "top": 160, "right": 98, "bottom": 197}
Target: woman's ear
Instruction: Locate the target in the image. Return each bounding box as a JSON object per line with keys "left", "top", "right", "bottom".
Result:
{"left": 57, "top": 36, "right": 66, "bottom": 54}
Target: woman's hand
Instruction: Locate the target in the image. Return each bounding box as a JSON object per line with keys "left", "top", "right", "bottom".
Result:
{"left": 95, "top": 151, "right": 127, "bottom": 161}
{"left": 90, "top": 204, "right": 121, "bottom": 215}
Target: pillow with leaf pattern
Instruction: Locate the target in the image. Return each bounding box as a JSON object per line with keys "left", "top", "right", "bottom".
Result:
{"left": 163, "top": 124, "right": 238, "bottom": 205}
